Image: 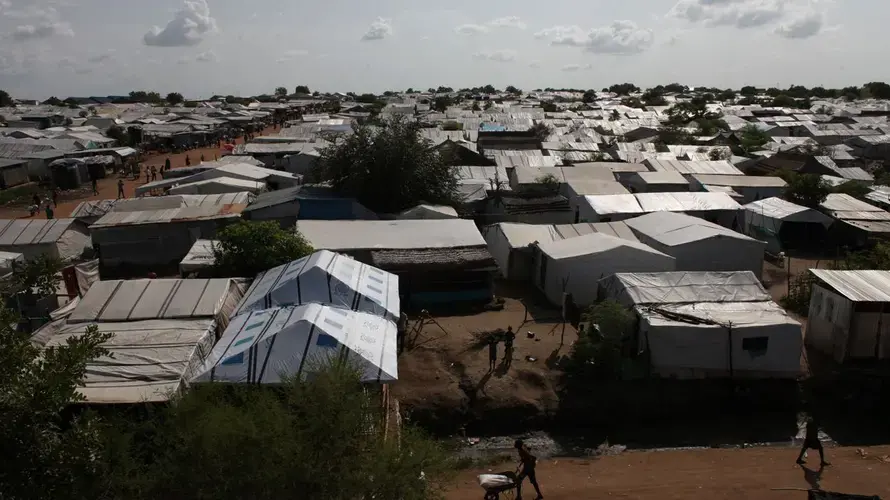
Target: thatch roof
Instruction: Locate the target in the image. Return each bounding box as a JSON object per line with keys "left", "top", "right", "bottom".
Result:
{"left": 370, "top": 247, "right": 496, "bottom": 271}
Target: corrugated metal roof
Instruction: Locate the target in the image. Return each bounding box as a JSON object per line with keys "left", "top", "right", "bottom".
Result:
{"left": 810, "top": 269, "right": 890, "bottom": 302}
{"left": 691, "top": 174, "right": 787, "bottom": 188}
{"left": 68, "top": 278, "right": 235, "bottom": 322}
{"left": 0, "top": 218, "right": 80, "bottom": 246}
{"left": 297, "top": 219, "right": 486, "bottom": 251}
{"left": 644, "top": 159, "right": 744, "bottom": 176}
{"left": 90, "top": 204, "right": 244, "bottom": 228}
{"left": 819, "top": 193, "right": 890, "bottom": 221}
{"left": 626, "top": 211, "right": 757, "bottom": 246}
{"left": 635, "top": 192, "right": 741, "bottom": 212}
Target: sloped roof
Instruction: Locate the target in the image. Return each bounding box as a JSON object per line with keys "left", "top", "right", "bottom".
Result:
{"left": 599, "top": 271, "right": 770, "bottom": 306}
{"left": 538, "top": 231, "right": 670, "bottom": 260}
{"left": 626, "top": 211, "right": 758, "bottom": 246}
{"left": 234, "top": 250, "right": 400, "bottom": 320}
{"left": 68, "top": 278, "right": 236, "bottom": 322}
{"left": 193, "top": 304, "right": 398, "bottom": 383}
{"left": 0, "top": 218, "right": 82, "bottom": 246}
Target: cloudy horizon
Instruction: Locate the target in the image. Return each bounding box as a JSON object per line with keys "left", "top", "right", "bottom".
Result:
{"left": 0, "top": 0, "right": 884, "bottom": 100}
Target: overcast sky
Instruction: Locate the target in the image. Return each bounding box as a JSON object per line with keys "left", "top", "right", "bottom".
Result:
{"left": 0, "top": 0, "right": 884, "bottom": 100}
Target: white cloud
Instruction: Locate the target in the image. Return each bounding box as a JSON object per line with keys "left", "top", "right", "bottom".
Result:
{"left": 87, "top": 52, "right": 113, "bottom": 64}
{"left": 277, "top": 49, "right": 309, "bottom": 63}
{"left": 488, "top": 16, "right": 526, "bottom": 29}
{"left": 361, "top": 17, "right": 392, "bottom": 41}
{"left": 528, "top": 61, "right": 541, "bottom": 69}
{"left": 774, "top": 10, "right": 823, "bottom": 39}
{"left": 10, "top": 21, "right": 73, "bottom": 40}
{"left": 670, "top": 0, "right": 790, "bottom": 29}
{"left": 143, "top": 0, "right": 218, "bottom": 47}
{"left": 195, "top": 50, "right": 218, "bottom": 62}
{"left": 562, "top": 63, "right": 593, "bottom": 72}
{"left": 472, "top": 50, "right": 517, "bottom": 62}
{"left": 456, "top": 16, "right": 526, "bottom": 35}
{"left": 455, "top": 24, "right": 488, "bottom": 35}
{"left": 536, "top": 21, "right": 654, "bottom": 55}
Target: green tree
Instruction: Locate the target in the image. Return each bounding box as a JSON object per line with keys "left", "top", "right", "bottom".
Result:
{"left": 663, "top": 83, "right": 688, "bottom": 93}
{"left": 481, "top": 85, "right": 496, "bottom": 94}
{"left": 641, "top": 89, "right": 666, "bottom": 106}
{"left": 275, "top": 87, "right": 288, "bottom": 97}
{"left": 0, "top": 89, "right": 13, "bottom": 107}
{"left": 620, "top": 97, "right": 644, "bottom": 108}
{"left": 738, "top": 124, "right": 771, "bottom": 153}
{"left": 436, "top": 86, "right": 454, "bottom": 94}
{"left": 212, "top": 221, "right": 313, "bottom": 277}
{"left": 863, "top": 82, "right": 890, "bottom": 100}
{"left": 105, "top": 364, "right": 453, "bottom": 499}
{"left": 166, "top": 92, "right": 184, "bottom": 105}
{"left": 541, "top": 101, "right": 558, "bottom": 113}
{"left": 608, "top": 83, "right": 639, "bottom": 95}
{"left": 294, "top": 85, "right": 310, "bottom": 94}
{"left": 0, "top": 312, "right": 113, "bottom": 499}
{"left": 567, "top": 300, "right": 634, "bottom": 381}
{"left": 782, "top": 172, "right": 832, "bottom": 208}
{"left": 78, "top": 110, "right": 89, "bottom": 118}
{"left": 771, "top": 94, "right": 796, "bottom": 108}
{"left": 718, "top": 89, "right": 736, "bottom": 101}
{"left": 505, "top": 85, "right": 521, "bottom": 95}
{"left": 433, "top": 95, "right": 453, "bottom": 112}
{"left": 665, "top": 96, "right": 721, "bottom": 124}
{"left": 43, "top": 96, "right": 64, "bottom": 106}
{"left": 739, "top": 86, "right": 757, "bottom": 96}
{"left": 656, "top": 125, "right": 693, "bottom": 146}
{"left": 582, "top": 90, "right": 597, "bottom": 103}
{"left": 471, "top": 101, "right": 481, "bottom": 112}
{"left": 528, "top": 122, "right": 552, "bottom": 141}
{"left": 315, "top": 116, "right": 459, "bottom": 213}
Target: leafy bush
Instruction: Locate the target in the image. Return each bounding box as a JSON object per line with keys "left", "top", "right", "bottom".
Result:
{"left": 212, "top": 220, "right": 314, "bottom": 277}
{"left": 567, "top": 301, "right": 635, "bottom": 380}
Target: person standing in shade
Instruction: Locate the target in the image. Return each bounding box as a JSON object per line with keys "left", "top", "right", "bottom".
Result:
{"left": 488, "top": 337, "right": 498, "bottom": 371}
{"left": 164, "top": 157, "right": 171, "bottom": 171}
{"left": 185, "top": 155, "right": 191, "bottom": 167}
{"left": 117, "top": 179, "right": 125, "bottom": 199}
{"left": 797, "top": 416, "right": 829, "bottom": 466}
{"left": 504, "top": 326, "right": 516, "bottom": 369}
{"left": 514, "top": 439, "right": 544, "bottom": 500}
{"left": 44, "top": 203, "right": 54, "bottom": 220}
{"left": 150, "top": 165, "right": 158, "bottom": 182}
{"left": 51, "top": 188, "right": 59, "bottom": 208}
{"left": 396, "top": 312, "right": 408, "bottom": 354}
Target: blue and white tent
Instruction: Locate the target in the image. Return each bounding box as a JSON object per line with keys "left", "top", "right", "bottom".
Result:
{"left": 234, "top": 250, "right": 400, "bottom": 321}
{"left": 193, "top": 304, "right": 398, "bottom": 384}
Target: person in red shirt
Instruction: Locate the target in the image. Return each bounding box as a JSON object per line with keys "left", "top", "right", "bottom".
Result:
{"left": 514, "top": 439, "right": 543, "bottom": 499}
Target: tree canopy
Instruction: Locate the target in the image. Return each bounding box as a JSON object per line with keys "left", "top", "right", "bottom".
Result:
{"left": 608, "top": 83, "right": 640, "bottom": 95}
{"left": 294, "top": 85, "right": 311, "bottom": 94}
{"left": 582, "top": 90, "right": 597, "bottom": 103}
{"left": 212, "top": 221, "right": 314, "bottom": 277}
{"left": 315, "top": 116, "right": 459, "bottom": 213}
{"left": 505, "top": 85, "right": 521, "bottom": 95}
{"left": 0, "top": 89, "right": 13, "bottom": 107}
{"left": 166, "top": 92, "right": 184, "bottom": 105}
{"left": 782, "top": 172, "right": 832, "bottom": 208}
{"left": 275, "top": 87, "right": 288, "bottom": 97}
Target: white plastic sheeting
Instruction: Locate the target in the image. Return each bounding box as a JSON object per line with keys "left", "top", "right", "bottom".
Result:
{"left": 194, "top": 304, "right": 398, "bottom": 384}
{"left": 235, "top": 250, "right": 399, "bottom": 320}
{"left": 44, "top": 318, "right": 216, "bottom": 403}
{"left": 535, "top": 233, "right": 675, "bottom": 306}
{"left": 599, "top": 271, "right": 770, "bottom": 307}
{"left": 744, "top": 197, "right": 833, "bottom": 225}
{"left": 638, "top": 301, "right": 802, "bottom": 379}
{"left": 180, "top": 239, "right": 217, "bottom": 274}
{"left": 297, "top": 219, "right": 486, "bottom": 251}
{"left": 68, "top": 278, "right": 239, "bottom": 323}
{"left": 399, "top": 204, "right": 459, "bottom": 220}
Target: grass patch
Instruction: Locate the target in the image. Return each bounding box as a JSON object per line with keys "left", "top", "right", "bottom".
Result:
{"left": 0, "top": 183, "right": 42, "bottom": 207}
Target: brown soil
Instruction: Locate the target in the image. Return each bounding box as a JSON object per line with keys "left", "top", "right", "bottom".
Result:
{"left": 393, "top": 287, "right": 571, "bottom": 432}
{"left": 446, "top": 445, "right": 890, "bottom": 499}
{"left": 0, "top": 125, "right": 280, "bottom": 220}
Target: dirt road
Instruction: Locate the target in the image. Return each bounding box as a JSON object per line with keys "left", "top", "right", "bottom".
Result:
{"left": 0, "top": 124, "right": 280, "bottom": 219}
{"left": 447, "top": 445, "right": 890, "bottom": 499}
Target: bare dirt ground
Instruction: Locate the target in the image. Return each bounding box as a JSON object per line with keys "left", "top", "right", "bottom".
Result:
{"left": 393, "top": 285, "right": 572, "bottom": 432}
{"left": 446, "top": 445, "right": 890, "bottom": 500}
{"left": 0, "top": 124, "right": 280, "bottom": 219}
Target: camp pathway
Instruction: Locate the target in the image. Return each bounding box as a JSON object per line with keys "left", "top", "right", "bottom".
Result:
{"left": 0, "top": 124, "right": 280, "bottom": 220}
{"left": 446, "top": 445, "right": 890, "bottom": 500}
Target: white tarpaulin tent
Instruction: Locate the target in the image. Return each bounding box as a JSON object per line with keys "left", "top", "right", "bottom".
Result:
{"left": 234, "top": 250, "right": 400, "bottom": 320}
{"left": 193, "top": 304, "right": 398, "bottom": 384}
{"left": 599, "top": 271, "right": 801, "bottom": 379}
{"left": 44, "top": 318, "right": 215, "bottom": 403}
{"left": 534, "top": 233, "right": 676, "bottom": 306}
{"left": 179, "top": 239, "right": 217, "bottom": 274}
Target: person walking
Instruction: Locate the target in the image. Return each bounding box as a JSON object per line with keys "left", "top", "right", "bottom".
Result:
{"left": 185, "top": 155, "right": 191, "bottom": 167}
{"left": 117, "top": 179, "right": 125, "bottom": 199}
{"left": 150, "top": 165, "right": 158, "bottom": 182}
{"left": 514, "top": 439, "right": 544, "bottom": 500}
{"left": 164, "top": 157, "right": 171, "bottom": 171}
{"left": 51, "top": 188, "right": 59, "bottom": 208}
{"left": 44, "top": 203, "right": 54, "bottom": 220}
{"left": 504, "top": 326, "right": 516, "bottom": 369}
{"left": 91, "top": 177, "right": 99, "bottom": 195}
{"left": 488, "top": 337, "right": 498, "bottom": 371}
{"left": 797, "top": 416, "right": 829, "bottom": 466}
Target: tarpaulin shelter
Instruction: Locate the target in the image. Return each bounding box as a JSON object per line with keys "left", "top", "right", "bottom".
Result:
{"left": 193, "top": 304, "right": 398, "bottom": 384}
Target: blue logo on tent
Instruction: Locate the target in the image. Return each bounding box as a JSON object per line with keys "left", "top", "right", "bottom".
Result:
{"left": 315, "top": 334, "right": 339, "bottom": 348}
{"left": 221, "top": 352, "right": 244, "bottom": 365}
